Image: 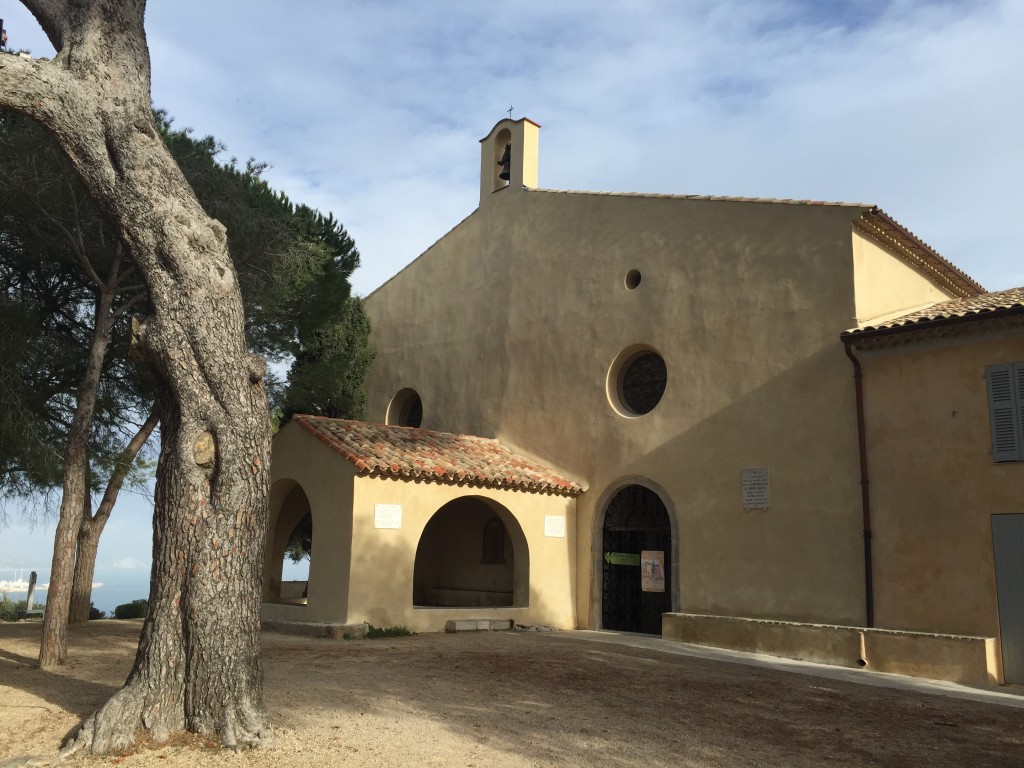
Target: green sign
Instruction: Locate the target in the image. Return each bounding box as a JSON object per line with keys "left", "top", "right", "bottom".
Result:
{"left": 604, "top": 552, "right": 640, "bottom": 566}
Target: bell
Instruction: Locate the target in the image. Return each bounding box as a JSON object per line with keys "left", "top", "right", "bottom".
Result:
{"left": 498, "top": 143, "right": 511, "bottom": 181}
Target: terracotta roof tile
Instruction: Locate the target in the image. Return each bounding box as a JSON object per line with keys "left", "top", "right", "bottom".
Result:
{"left": 290, "top": 415, "right": 582, "bottom": 496}
{"left": 845, "top": 285, "right": 1024, "bottom": 337}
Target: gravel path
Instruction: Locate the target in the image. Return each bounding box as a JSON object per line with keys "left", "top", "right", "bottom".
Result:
{"left": 1, "top": 620, "right": 1022, "bottom": 767}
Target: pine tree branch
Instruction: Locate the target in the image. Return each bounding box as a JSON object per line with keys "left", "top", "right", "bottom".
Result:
{"left": 89, "top": 406, "right": 157, "bottom": 526}
{"left": 0, "top": 51, "right": 77, "bottom": 128}
{"left": 20, "top": 0, "right": 68, "bottom": 52}
{"left": 110, "top": 290, "right": 146, "bottom": 321}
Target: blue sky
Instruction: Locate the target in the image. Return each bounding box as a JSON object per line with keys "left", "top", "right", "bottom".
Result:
{"left": 1, "top": 0, "right": 1022, "bottom": 591}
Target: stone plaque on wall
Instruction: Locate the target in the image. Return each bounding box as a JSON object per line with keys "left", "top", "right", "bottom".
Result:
{"left": 741, "top": 468, "right": 770, "bottom": 509}
{"left": 373, "top": 503, "right": 402, "bottom": 529}
{"left": 543, "top": 515, "right": 566, "bottom": 538}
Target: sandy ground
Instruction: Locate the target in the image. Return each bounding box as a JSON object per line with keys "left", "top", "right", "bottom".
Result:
{"left": 1, "top": 620, "right": 1023, "bottom": 767}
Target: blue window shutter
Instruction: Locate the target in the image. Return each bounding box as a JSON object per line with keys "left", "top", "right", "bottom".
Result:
{"left": 988, "top": 363, "right": 1022, "bottom": 462}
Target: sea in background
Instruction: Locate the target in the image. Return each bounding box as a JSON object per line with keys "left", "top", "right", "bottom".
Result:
{"left": 1, "top": 567, "right": 150, "bottom": 615}
{"left": 1, "top": 558, "right": 309, "bottom": 616}
{"left": 2, "top": 483, "right": 310, "bottom": 618}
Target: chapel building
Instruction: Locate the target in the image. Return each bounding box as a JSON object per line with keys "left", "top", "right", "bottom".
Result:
{"left": 262, "top": 118, "right": 1024, "bottom": 687}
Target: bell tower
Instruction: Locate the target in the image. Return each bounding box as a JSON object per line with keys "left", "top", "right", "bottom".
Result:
{"left": 479, "top": 117, "right": 540, "bottom": 205}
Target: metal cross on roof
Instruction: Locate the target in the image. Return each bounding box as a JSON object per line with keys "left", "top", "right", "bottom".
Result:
{"left": 507, "top": 105, "right": 513, "bottom": 119}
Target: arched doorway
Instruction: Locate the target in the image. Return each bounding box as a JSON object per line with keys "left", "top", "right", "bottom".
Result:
{"left": 263, "top": 482, "right": 314, "bottom": 605}
{"left": 601, "top": 484, "right": 672, "bottom": 634}
{"left": 413, "top": 497, "right": 529, "bottom": 608}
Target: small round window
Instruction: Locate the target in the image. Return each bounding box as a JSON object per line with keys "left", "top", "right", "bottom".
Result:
{"left": 624, "top": 269, "right": 641, "bottom": 290}
{"left": 387, "top": 388, "right": 423, "bottom": 427}
{"left": 608, "top": 347, "right": 667, "bottom": 416}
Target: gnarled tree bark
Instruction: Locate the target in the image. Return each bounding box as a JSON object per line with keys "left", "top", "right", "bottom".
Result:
{"left": 0, "top": 0, "right": 271, "bottom": 753}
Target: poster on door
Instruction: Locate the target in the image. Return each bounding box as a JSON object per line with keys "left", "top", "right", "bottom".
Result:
{"left": 640, "top": 550, "right": 665, "bottom": 593}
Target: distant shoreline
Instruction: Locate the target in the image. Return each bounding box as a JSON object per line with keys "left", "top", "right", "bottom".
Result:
{"left": 1, "top": 569, "right": 150, "bottom": 614}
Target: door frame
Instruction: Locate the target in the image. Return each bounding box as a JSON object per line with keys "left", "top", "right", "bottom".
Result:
{"left": 589, "top": 475, "right": 679, "bottom": 630}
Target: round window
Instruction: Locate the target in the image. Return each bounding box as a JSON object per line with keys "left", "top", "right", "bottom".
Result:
{"left": 608, "top": 347, "right": 667, "bottom": 416}
{"left": 387, "top": 388, "right": 423, "bottom": 427}
{"left": 624, "top": 269, "right": 642, "bottom": 290}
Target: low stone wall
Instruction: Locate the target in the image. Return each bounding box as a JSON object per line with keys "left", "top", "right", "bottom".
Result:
{"left": 662, "top": 613, "right": 1001, "bottom": 687}
{"left": 262, "top": 618, "right": 368, "bottom": 639}
{"left": 862, "top": 629, "right": 1001, "bottom": 686}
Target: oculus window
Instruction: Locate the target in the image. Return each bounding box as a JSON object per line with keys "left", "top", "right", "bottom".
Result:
{"left": 608, "top": 346, "right": 667, "bottom": 417}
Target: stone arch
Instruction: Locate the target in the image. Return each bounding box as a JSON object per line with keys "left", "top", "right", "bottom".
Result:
{"left": 386, "top": 387, "right": 423, "bottom": 427}
{"left": 413, "top": 496, "right": 530, "bottom": 608}
{"left": 263, "top": 479, "right": 314, "bottom": 604}
{"left": 491, "top": 127, "right": 513, "bottom": 192}
{"left": 589, "top": 476, "right": 679, "bottom": 631}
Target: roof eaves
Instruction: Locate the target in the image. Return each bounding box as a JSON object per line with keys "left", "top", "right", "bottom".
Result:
{"left": 529, "top": 187, "right": 869, "bottom": 208}
{"left": 363, "top": 465, "right": 580, "bottom": 496}
{"left": 853, "top": 208, "right": 984, "bottom": 298}
{"left": 291, "top": 415, "right": 583, "bottom": 497}
{"left": 842, "top": 303, "right": 1024, "bottom": 342}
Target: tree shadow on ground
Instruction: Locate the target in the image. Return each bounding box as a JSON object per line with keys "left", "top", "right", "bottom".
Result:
{"left": 260, "top": 629, "right": 1024, "bottom": 768}
{"left": 0, "top": 620, "right": 132, "bottom": 719}
{"left": 5, "top": 619, "right": 1023, "bottom": 766}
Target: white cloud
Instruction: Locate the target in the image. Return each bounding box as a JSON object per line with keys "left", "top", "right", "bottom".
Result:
{"left": 112, "top": 557, "right": 150, "bottom": 570}
{"left": 2, "top": 0, "right": 1022, "bottom": 559}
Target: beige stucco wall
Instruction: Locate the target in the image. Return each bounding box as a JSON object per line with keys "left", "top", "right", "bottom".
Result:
{"left": 346, "top": 478, "right": 576, "bottom": 633}
{"left": 262, "top": 423, "right": 356, "bottom": 624}
{"left": 365, "top": 186, "right": 902, "bottom": 630}
{"left": 262, "top": 422, "right": 578, "bottom": 632}
{"left": 851, "top": 232, "right": 957, "bottom": 325}
{"left": 479, "top": 118, "right": 539, "bottom": 200}
{"left": 858, "top": 327, "right": 1024, "bottom": 640}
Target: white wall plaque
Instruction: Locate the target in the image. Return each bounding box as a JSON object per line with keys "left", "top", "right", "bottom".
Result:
{"left": 543, "top": 515, "right": 566, "bottom": 538}
{"left": 741, "top": 468, "right": 770, "bottom": 509}
{"left": 373, "top": 503, "right": 403, "bottom": 529}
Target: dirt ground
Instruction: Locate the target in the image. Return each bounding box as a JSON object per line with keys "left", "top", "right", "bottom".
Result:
{"left": 1, "top": 621, "right": 1022, "bottom": 767}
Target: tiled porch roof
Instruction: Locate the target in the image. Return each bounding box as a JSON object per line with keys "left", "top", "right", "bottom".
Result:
{"left": 844, "top": 285, "right": 1024, "bottom": 338}
{"left": 290, "top": 415, "right": 582, "bottom": 496}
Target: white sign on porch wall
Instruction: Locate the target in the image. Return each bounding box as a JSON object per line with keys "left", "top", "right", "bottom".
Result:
{"left": 543, "top": 515, "right": 566, "bottom": 538}
{"left": 373, "top": 504, "right": 403, "bottom": 529}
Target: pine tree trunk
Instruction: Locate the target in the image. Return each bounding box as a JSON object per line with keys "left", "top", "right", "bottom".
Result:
{"left": 69, "top": 517, "right": 101, "bottom": 624}
{"left": 69, "top": 410, "right": 158, "bottom": 625}
{"left": 39, "top": 284, "right": 114, "bottom": 666}
{"left": 1, "top": 1, "right": 271, "bottom": 752}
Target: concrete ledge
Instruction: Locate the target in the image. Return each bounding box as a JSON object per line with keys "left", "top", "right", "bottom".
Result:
{"left": 262, "top": 619, "right": 368, "bottom": 639}
{"left": 279, "top": 580, "right": 308, "bottom": 600}
{"left": 663, "top": 613, "right": 1000, "bottom": 686}
{"left": 864, "top": 629, "right": 1001, "bottom": 686}
{"left": 424, "top": 589, "right": 513, "bottom": 608}
{"left": 445, "top": 618, "right": 515, "bottom": 633}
